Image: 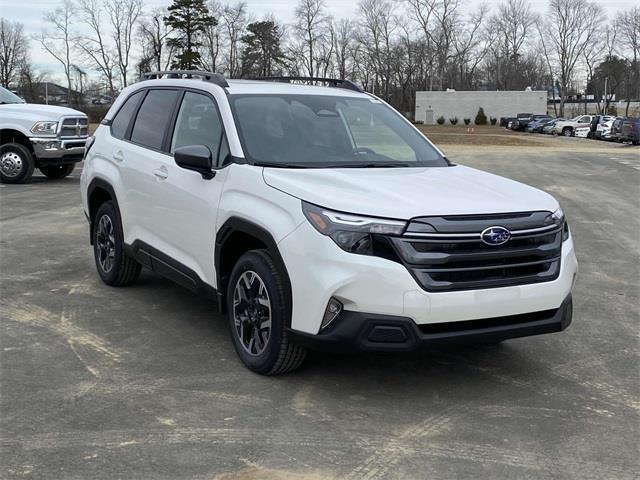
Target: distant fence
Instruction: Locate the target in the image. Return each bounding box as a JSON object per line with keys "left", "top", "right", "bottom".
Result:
{"left": 550, "top": 101, "right": 640, "bottom": 118}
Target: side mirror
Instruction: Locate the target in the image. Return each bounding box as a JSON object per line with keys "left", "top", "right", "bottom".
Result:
{"left": 174, "top": 145, "right": 215, "bottom": 179}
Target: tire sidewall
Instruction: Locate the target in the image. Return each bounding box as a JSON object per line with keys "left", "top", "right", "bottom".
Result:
{"left": 40, "top": 164, "right": 75, "bottom": 179}
{"left": 226, "top": 251, "right": 289, "bottom": 374}
{"left": 93, "top": 201, "right": 126, "bottom": 285}
{"left": 0, "top": 143, "right": 34, "bottom": 184}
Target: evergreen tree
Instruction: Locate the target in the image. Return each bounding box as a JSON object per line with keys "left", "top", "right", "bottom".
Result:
{"left": 240, "top": 20, "right": 287, "bottom": 78}
{"left": 164, "top": 0, "right": 215, "bottom": 70}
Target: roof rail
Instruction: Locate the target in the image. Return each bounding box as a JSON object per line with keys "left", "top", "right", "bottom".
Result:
{"left": 255, "top": 76, "right": 363, "bottom": 93}
{"left": 142, "top": 70, "right": 229, "bottom": 89}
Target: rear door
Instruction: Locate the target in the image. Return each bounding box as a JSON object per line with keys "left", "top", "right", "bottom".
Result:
{"left": 121, "top": 88, "right": 181, "bottom": 249}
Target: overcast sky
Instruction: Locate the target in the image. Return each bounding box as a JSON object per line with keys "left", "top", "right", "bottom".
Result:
{"left": 0, "top": 0, "right": 636, "bottom": 83}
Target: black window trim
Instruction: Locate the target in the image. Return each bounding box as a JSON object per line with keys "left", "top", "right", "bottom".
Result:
{"left": 126, "top": 87, "right": 181, "bottom": 156}
{"left": 166, "top": 87, "right": 230, "bottom": 168}
{"left": 110, "top": 86, "right": 231, "bottom": 167}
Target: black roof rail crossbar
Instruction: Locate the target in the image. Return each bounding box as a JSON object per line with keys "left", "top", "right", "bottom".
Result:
{"left": 142, "top": 70, "right": 229, "bottom": 88}
{"left": 255, "top": 76, "right": 363, "bottom": 93}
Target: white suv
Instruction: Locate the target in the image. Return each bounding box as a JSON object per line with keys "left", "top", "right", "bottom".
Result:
{"left": 80, "top": 71, "right": 578, "bottom": 375}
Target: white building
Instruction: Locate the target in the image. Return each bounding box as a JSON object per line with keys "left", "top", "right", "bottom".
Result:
{"left": 415, "top": 90, "right": 548, "bottom": 124}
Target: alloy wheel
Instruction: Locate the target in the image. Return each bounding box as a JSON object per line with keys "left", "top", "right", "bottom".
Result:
{"left": 233, "top": 270, "right": 272, "bottom": 356}
{"left": 96, "top": 214, "right": 116, "bottom": 273}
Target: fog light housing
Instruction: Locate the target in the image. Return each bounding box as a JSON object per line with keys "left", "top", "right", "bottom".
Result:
{"left": 321, "top": 298, "right": 343, "bottom": 331}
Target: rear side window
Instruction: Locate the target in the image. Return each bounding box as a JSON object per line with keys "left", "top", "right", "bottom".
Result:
{"left": 131, "top": 90, "right": 179, "bottom": 150}
{"left": 110, "top": 91, "right": 143, "bottom": 140}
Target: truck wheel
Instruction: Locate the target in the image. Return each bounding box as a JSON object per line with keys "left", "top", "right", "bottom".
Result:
{"left": 562, "top": 127, "right": 573, "bottom": 137}
{"left": 39, "top": 164, "right": 75, "bottom": 179}
{"left": 227, "top": 250, "right": 307, "bottom": 375}
{"left": 0, "top": 143, "right": 35, "bottom": 184}
{"left": 93, "top": 201, "right": 141, "bottom": 286}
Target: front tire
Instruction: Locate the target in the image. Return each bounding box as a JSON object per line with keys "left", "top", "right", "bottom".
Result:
{"left": 562, "top": 127, "right": 573, "bottom": 137}
{"left": 39, "top": 164, "right": 75, "bottom": 179}
{"left": 227, "top": 250, "right": 307, "bottom": 375}
{"left": 0, "top": 143, "right": 35, "bottom": 184}
{"left": 93, "top": 201, "right": 141, "bottom": 286}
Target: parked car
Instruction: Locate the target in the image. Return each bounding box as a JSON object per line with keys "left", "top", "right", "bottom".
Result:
{"left": 609, "top": 117, "right": 625, "bottom": 142}
{"left": 542, "top": 119, "right": 564, "bottom": 135}
{"left": 81, "top": 71, "right": 577, "bottom": 375}
{"left": 552, "top": 115, "right": 594, "bottom": 137}
{"left": 0, "top": 86, "right": 88, "bottom": 183}
{"left": 575, "top": 125, "right": 590, "bottom": 138}
{"left": 511, "top": 114, "right": 551, "bottom": 132}
{"left": 619, "top": 117, "right": 640, "bottom": 145}
{"left": 596, "top": 117, "right": 618, "bottom": 140}
{"left": 505, "top": 113, "right": 535, "bottom": 130}
{"left": 525, "top": 116, "right": 554, "bottom": 133}
{"left": 92, "top": 95, "right": 113, "bottom": 105}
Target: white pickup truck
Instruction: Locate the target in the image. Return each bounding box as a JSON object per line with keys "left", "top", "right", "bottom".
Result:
{"left": 552, "top": 115, "right": 594, "bottom": 137}
{"left": 0, "top": 86, "right": 88, "bottom": 183}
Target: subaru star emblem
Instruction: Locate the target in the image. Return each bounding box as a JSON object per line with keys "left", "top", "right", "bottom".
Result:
{"left": 481, "top": 226, "right": 511, "bottom": 246}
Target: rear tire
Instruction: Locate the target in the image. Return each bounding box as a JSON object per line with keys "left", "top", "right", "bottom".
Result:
{"left": 227, "top": 250, "right": 307, "bottom": 375}
{"left": 0, "top": 143, "right": 35, "bottom": 184}
{"left": 93, "top": 201, "right": 141, "bottom": 286}
{"left": 39, "top": 164, "right": 75, "bottom": 179}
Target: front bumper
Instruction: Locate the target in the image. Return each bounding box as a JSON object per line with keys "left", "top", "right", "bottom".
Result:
{"left": 279, "top": 222, "right": 578, "bottom": 335}
{"left": 289, "top": 294, "right": 573, "bottom": 352}
{"left": 30, "top": 137, "right": 86, "bottom": 163}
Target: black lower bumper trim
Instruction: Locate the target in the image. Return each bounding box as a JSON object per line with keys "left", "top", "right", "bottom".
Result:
{"left": 288, "top": 295, "right": 573, "bottom": 353}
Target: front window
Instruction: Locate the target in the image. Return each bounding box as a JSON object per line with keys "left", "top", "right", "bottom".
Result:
{"left": 230, "top": 94, "right": 447, "bottom": 168}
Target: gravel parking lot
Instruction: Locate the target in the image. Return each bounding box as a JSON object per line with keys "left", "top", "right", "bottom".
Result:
{"left": 1, "top": 143, "right": 639, "bottom": 479}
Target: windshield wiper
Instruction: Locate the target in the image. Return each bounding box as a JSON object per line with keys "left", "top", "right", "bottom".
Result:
{"left": 337, "top": 162, "right": 410, "bottom": 168}
{"left": 253, "top": 161, "right": 310, "bottom": 168}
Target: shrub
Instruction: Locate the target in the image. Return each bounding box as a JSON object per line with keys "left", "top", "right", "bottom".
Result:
{"left": 474, "top": 107, "right": 488, "bottom": 125}
{"left": 490, "top": 117, "right": 497, "bottom": 125}
{"left": 449, "top": 117, "right": 459, "bottom": 125}
{"left": 463, "top": 118, "right": 471, "bottom": 125}
{"left": 436, "top": 116, "right": 445, "bottom": 125}
{"left": 413, "top": 120, "right": 424, "bottom": 125}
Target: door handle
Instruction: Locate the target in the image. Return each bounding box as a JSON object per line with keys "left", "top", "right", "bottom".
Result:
{"left": 113, "top": 150, "right": 124, "bottom": 162}
{"left": 153, "top": 167, "right": 168, "bottom": 180}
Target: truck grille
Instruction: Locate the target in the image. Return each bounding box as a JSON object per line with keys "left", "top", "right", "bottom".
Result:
{"left": 388, "top": 212, "right": 563, "bottom": 292}
{"left": 60, "top": 117, "right": 88, "bottom": 138}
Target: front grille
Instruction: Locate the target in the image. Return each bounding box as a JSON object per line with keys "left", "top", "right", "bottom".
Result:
{"left": 389, "top": 211, "right": 562, "bottom": 292}
{"left": 60, "top": 117, "right": 89, "bottom": 138}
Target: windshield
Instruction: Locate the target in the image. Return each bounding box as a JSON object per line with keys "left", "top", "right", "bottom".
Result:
{"left": 230, "top": 94, "right": 447, "bottom": 168}
{"left": 0, "top": 86, "right": 25, "bottom": 104}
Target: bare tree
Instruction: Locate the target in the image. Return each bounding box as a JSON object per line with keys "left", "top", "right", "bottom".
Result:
{"left": 221, "top": 2, "right": 248, "bottom": 78}
{"left": 616, "top": 7, "right": 640, "bottom": 115}
{"left": 139, "top": 8, "right": 175, "bottom": 73}
{"left": 357, "top": 0, "right": 397, "bottom": 98}
{"left": 105, "top": 0, "right": 143, "bottom": 88}
{"left": 202, "top": 1, "right": 224, "bottom": 73}
{"left": 37, "top": 1, "right": 75, "bottom": 102}
{"left": 537, "top": 0, "right": 602, "bottom": 116}
{"left": 332, "top": 18, "right": 354, "bottom": 79}
{"left": 77, "top": 0, "right": 117, "bottom": 96}
{"left": 292, "top": 0, "right": 329, "bottom": 78}
{"left": 0, "top": 18, "right": 28, "bottom": 88}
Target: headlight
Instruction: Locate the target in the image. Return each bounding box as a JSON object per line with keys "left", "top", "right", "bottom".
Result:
{"left": 302, "top": 201, "right": 406, "bottom": 254}
{"left": 546, "top": 207, "right": 569, "bottom": 241}
{"left": 31, "top": 121, "right": 58, "bottom": 136}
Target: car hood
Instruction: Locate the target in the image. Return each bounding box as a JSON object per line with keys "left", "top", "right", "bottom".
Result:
{"left": 0, "top": 103, "right": 86, "bottom": 122}
{"left": 263, "top": 165, "right": 559, "bottom": 219}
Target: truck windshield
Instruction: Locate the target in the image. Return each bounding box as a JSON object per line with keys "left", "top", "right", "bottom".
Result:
{"left": 230, "top": 94, "right": 447, "bottom": 168}
{"left": 0, "top": 87, "right": 25, "bottom": 104}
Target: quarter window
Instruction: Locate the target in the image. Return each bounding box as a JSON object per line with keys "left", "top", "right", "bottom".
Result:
{"left": 110, "top": 91, "right": 143, "bottom": 140}
{"left": 171, "top": 92, "right": 223, "bottom": 160}
{"left": 131, "top": 89, "right": 179, "bottom": 150}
